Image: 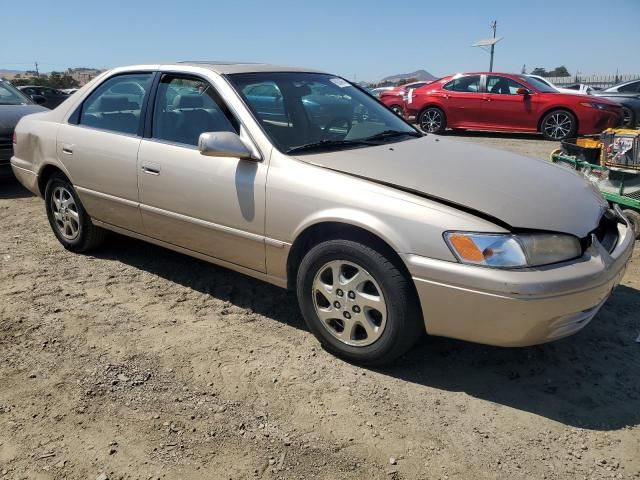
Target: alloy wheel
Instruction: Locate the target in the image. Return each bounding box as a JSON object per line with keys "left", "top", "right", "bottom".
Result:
{"left": 311, "top": 260, "right": 387, "bottom": 347}
{"left": 420, "top": 109, "right": 443, "bottom": 132}
{"left": 51, "top": 186, "right": 80, "bottom": 240}
{"left": 543, "top": 112, "right": 573, "bottom": 140}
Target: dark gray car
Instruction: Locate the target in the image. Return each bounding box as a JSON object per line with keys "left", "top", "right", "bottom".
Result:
{"left": 0, "top": 80, "right": 47, "bottom": 178}
{"left": 18, "top": 85, "right": 69, "bottom": 109}
{"left": 592, "top": 79, "right": 640, "bottom": 128}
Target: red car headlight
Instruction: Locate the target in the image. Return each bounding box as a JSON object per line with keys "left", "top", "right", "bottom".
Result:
{"left": 580, "top": 102, "right": 617, "bottom": 112}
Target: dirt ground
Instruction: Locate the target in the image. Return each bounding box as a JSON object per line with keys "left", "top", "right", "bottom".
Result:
{"left": 1, "top": 133, "right": 639, "bottom": 480}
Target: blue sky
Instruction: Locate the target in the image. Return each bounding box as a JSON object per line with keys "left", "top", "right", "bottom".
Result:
{"left": 2, "top": 0, "right": 639, "bottom": 81}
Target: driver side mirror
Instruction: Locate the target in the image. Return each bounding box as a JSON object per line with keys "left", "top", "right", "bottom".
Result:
{"left": 31, "top": 94, "right": 47, "bottom": 105}
{"left": 516, "top": 88, "right": 530, "bottom": 96}
{"left": 198, "top": 131, "right": 261, "bottom": 161}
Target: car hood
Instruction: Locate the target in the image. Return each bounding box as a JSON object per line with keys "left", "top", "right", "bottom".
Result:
{"left": 294, "top": 135, "right": 606, "bottom": 238}
{"left": 593, "top": 91, "right": 640, "bottom": 99}
{"left": 0, "top": 104, "right": 47, "bottom": 133}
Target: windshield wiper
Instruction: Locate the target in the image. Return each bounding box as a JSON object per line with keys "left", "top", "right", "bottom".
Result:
{"left": 364, "top": 130, "right": 422, "bottom": 141}
{"left": 286, "top": 139, "right": 374, "bottom": 154}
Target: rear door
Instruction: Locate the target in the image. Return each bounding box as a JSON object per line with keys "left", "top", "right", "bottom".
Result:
{"left": 56, "top": 72, "right": 155, "bottom": 233}
{"left": 440, "top": 75, "right": 484, "bottom": 126}
{"left": 483, "top": 75, "right": 538, "bottom": 130}
{"left": 136, "top": 73, "right": 268, "bottom": 272}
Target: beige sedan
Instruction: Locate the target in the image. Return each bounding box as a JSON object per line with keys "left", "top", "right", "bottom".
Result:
{"left": 11, "top": 62, "right": 634, "bottom": 365}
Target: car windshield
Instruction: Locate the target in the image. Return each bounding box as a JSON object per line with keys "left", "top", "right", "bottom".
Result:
{"left": 519, "top": 76, "right": 558, "bottom": 93}
{"left": 0, "top": 80, "right": 33, "bottom": 105}
{"left": 227, "top": 72, "right": 419, "bottom": 154}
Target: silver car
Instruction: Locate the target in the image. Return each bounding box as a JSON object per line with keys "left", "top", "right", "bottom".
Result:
{"left": 11, "top": 62, "right": 635, "bottom": 365}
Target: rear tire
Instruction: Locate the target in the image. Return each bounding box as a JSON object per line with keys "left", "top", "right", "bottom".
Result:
{"left": 540, "top": 109, "right": 577, "bottom": 141}
{"left": 418, "top": 107, "right": 447, "bottom": 134}
{"left": 44, "top": 172, "right": 107, "bottom": 253}
{"left": 296, "top": 239, "right": 423, "bottom": 366}
{"left": 622, "top": 209, "right": 640, "bottom": 239}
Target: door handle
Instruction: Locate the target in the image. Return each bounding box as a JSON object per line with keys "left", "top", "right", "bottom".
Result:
{"left": 141, "top": 164, "right": 161, "bottom": 175}
{"left": 62, "top": 145, "right": 73, "bottom": 155}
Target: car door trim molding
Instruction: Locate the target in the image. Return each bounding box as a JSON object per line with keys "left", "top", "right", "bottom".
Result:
{"left": 139, "top": 202, "right": 288, "bottom": 248}
{"left": 75, "top": 186, "right": 139, "bottom": 208}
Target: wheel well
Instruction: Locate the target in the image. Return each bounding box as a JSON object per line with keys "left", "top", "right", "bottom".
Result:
{"left": 286, "top": 222, "right": 411, "bottom": 291}
{"left": 38, "top": 164, "right": 67, "bottom": 196}
{"left": 537, "top": 107, "right": 579, "bottom": 133}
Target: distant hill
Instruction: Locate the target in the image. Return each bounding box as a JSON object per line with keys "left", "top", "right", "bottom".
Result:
{"left": 380, "top": 69, "right": 437, "bottom": 83}
{"left": 0, "top": 69, "right": 25, "bottom": 76}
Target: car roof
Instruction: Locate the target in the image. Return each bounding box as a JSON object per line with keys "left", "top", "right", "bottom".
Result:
{"left": 605, "top": 78, "right": 640, "bottom": 90}
{"left": 171, "top": 61, "right": 326, "bottom": 75}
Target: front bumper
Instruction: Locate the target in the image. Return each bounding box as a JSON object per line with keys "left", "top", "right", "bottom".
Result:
{"left": 403, "top": 211, "right": 635, "bottom": 347}
{"left": 578, "top": 109, "right": 622, "bottom": 134}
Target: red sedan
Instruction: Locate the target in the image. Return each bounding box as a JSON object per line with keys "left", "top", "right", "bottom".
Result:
{"left": 379, "top": 80, "right": 433, "bottom": 116}
{"left": 400, "top": 72, "right": 622, "bottom": 140}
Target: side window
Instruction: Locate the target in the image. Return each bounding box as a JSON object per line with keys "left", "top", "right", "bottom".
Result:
{"left": 486, "top": 75, "right": 527, "bottom": 95}
{"left": 79, "top": 73, "right": 153, "bottom": 135}
{"left": 152, "top": 75, "right": 238, "bottom": 147}
{"left": 619, "top": 81, "right": 640, "bottom": 93}
{"left": 443, "top": 75, "right": 481, "bottom": 93}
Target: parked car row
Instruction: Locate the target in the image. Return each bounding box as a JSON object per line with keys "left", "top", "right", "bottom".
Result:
{"left": 0, "top": 79, "right": 47, "bottom": 178}
{"left": 17, "top": 85, "right": 70, "bottom": 109}
{"left": 7, "top": 62, "right": 635, "bottom": 365}
{"left": 379, "top": 72, "right": 636, "bottom": 140}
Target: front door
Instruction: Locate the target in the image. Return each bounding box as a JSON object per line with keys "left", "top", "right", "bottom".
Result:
{"left": 57, "top": 72, "right": 154, "bottom": 233}
{"left": 137, "top": 73, "right": 268, "bottom": 272}
{"left": 483, "top": 75, "right": 538, "bottom": 130}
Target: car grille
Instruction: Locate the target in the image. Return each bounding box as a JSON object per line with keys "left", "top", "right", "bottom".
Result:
{"left": 623, "top": 189, "right": 640, "bottom": 201}
{"left": 0, "top": 135, "right": 13, "bottom": 165}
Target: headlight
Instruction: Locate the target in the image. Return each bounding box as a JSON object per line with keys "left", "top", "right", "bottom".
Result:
{"left": 444, "top": 232, "right": 582, "bottom": 268}
{"left": 580, "top": 102, "right": 607, "bottom": 110}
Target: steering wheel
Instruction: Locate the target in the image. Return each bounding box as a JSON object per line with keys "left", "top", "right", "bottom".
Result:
{"left": 323, "top": 116, "right": 353, "bottom": 139}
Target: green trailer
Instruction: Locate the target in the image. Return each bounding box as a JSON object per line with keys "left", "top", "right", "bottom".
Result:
{"left": 550, "top": 129, "right": 640, "bottom": 239}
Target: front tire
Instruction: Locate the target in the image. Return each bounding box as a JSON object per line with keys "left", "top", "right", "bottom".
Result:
{"left": 45, "top": 173, "right": 107, "bottom": 253}
{"left": 541, "top": 109, "right": 577, "bottom": 141}
{"left": 418, "top": 107, "right": 447, "bottom": 134}
{"left": 622, "top": 209, "right": 640, "bottom": 240}
{"left": 621, "top": 107, "right": 635, "bottom": 129}
{"left": 296, "top": 240, "right": 423, "bottom": 366}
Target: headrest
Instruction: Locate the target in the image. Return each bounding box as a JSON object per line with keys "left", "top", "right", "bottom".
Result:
{"left": 97, "top": 95, "right": 137, "bottom": 112}
{"left": 173, "top": 94, "right": 204, "bottom": 109}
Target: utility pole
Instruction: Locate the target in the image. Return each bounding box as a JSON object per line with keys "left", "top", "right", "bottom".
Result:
{"left": 489, "top": 20, "right": 497, "bottom": 72}
{"left": 34, "top": 61, "right": 39, "bottom": 77}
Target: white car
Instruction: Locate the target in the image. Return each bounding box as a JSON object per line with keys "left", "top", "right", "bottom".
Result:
{"left": 524, "top": 75, "right": 592, "bottom": 95}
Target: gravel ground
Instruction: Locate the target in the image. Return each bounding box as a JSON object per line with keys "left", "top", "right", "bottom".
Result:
{"left": 1, "top": 134, "right": 639, "bottom": 480}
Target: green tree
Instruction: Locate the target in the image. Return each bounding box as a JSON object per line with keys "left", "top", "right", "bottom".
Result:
{"left": 548, "top": 66, "right": 570, "bottom": 77}
{"left": 530, "top": 67, "right": 547, "bottom": 76}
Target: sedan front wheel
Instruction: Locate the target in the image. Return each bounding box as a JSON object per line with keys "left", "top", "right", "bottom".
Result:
{"left": 296, "top": 239, "right": 423, "bottom": 366}
{"left": 541, "top": 109, "right": 577, "bottom": 141}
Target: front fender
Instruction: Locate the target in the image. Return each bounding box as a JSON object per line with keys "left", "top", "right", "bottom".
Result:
{"left": 291, "top": 207, "right": 410, "bottom": 254}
